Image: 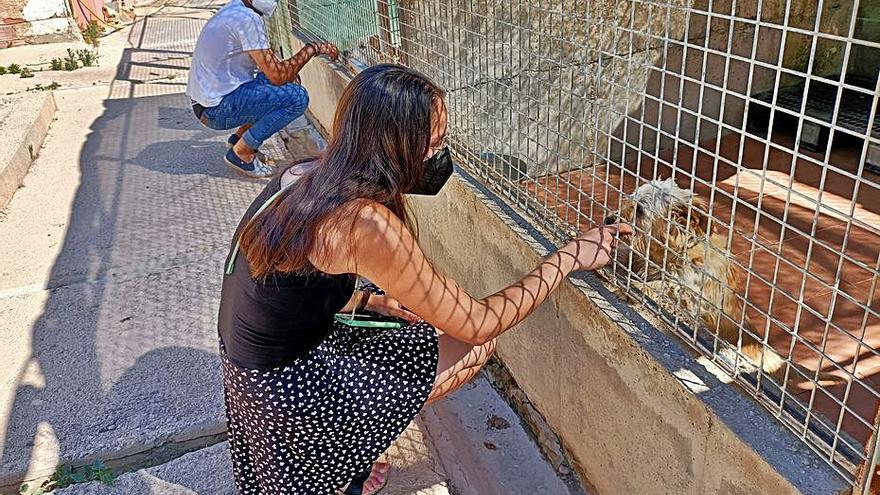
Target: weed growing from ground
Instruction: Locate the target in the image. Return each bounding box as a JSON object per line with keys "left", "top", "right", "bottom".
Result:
{"left": 18, "top": 460, "right": 113, "bottom": 494}
{"left": 82, "top": 21, "right": 103, "bottom": 48}
{"left": 63, "top": 50, "right": 79, "bottom": 71}
{"left": 75, "top": 49, "right": 98, "bottom": 67}
{"left": 28, "top": 81, "right": 61, "bottom": 91}
{"left": 49, "top": 49, "right": 99, "bottom": 72}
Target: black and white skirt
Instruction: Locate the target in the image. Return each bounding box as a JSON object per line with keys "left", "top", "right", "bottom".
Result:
{"left": 220, "top": 312, "right": 439, "bottom": 494}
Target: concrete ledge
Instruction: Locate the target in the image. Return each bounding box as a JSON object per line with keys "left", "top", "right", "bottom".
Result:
{"left": 423, "top": 374, "right": 577, "bottom": 495}
{"left": 290, "top": 37, "right": 850, "bottom": 494}
{"left": 56, "top": 442, "right": 236, "bottom": 495}
{"left": 0, "top": 92, "right": 56, "bottom": 210}
{"left": 289, "top": 34, "right": 353, "bottom": 138}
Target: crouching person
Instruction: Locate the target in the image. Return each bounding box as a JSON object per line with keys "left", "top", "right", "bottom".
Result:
{"left": 186, "top": 0, "right": 338, "bottom": 178}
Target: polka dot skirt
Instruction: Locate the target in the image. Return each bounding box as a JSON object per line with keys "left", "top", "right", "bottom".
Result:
{"left": 220, "top": 315, "right": 439, "bottom": 494}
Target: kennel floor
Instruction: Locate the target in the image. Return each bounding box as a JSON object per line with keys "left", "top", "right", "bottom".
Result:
{"left": 522, "top": 132, "right": 879, "bottom": 451}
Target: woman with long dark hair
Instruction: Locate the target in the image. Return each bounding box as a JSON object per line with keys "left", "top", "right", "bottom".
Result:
{"left": 218, "top": 63, "right": 631, "bottom": 494}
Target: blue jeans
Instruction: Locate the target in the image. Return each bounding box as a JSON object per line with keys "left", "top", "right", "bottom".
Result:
{"left": 200, "top": 73, "right": 309, "bottom": 150}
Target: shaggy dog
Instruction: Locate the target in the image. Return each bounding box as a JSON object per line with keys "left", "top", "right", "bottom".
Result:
{"left": 603, "top": 178, "right": 838, "bottom": 386}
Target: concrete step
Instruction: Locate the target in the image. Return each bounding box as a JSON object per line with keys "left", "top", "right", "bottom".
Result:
{"left": 0, "top": 92, "right": 56, "bottom": 210}
{"left": 54, "top": 374, "right": 578, "bottom": 495}
{"left": 56, "top": 417, "right": 451, "bottom": 495}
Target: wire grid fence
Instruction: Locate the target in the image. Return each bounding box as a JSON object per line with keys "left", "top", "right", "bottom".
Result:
{"left": 272, "top": 0, "right": 880, "bottom": 489}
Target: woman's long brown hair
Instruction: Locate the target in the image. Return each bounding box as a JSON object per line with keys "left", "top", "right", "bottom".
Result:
{"left": 238, "top": 64, "right": 446, "bottom": 278}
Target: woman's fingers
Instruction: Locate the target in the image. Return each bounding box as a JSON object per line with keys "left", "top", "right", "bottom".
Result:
{"left": 607, "top": 222, "right": 634, "bottom": 236}
{"left": 606, "top": 223, "right": 633, "bottom": 249}
{"left": 366, "top": 294, "right": 422, "bottom": 323}
{"left": 390, "top": 307, "right": 421, "bottom": 323}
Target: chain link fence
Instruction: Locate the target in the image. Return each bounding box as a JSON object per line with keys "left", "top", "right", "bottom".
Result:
{"left": 267, "top": 0, "right": 880, "bottom": 490}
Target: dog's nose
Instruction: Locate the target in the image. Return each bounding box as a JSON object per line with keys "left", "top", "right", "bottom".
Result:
{"left": 604, "top": 215, "right": 618, "bottom": 225}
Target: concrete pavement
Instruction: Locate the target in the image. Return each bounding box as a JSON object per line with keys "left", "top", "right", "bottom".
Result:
{"left": 0, "top": 1, "right": 581, "bottom": 493}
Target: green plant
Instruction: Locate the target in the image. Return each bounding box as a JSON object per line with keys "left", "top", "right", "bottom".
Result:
{"left": 50, "top": 58, "right": 63, "bottom": 71}
{"left": 75, "top": 49, "right": 98, "bottom": 67}
{"left": 19, "top": 67, "right": 34, "bottom": 78}
{"left": 18, "top": 460, "right": 113, "bottom": 494}
{"left": 0, "top": 66, "right": 7, "bottom": 75}
{"left": 28, "top": 81, "right": 61, "bottom": 91}
{"left": 82, "top": 21, "right": 103, "bottom": 48}
{"left": 63, "top": 49, "right": 79, "bottom": 71}
{"left": 8, "top": 63, "right": 21, "bottom": 74}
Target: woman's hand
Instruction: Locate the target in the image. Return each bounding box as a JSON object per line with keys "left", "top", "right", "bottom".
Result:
{"left": 563, "top": 223, "right": 633, "bottom": 272}
{"left": 364, "top": 293, "right": 421, "bottom": 324}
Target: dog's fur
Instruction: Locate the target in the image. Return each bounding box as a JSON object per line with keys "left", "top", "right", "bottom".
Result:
{"left": 606, "top": 178, "right": 838, "bottom": 386}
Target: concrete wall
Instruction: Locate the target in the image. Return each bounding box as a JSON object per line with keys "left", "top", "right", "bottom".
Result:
{"left": 0, "top": 0, "right": 80, "bottom": 47}
{"left": 285, "top": 32, "right": 850, "bottom": 495}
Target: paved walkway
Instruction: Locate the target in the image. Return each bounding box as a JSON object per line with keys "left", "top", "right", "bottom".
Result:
{"left": 0, "top": 2, "right": 578, "bottom": 494}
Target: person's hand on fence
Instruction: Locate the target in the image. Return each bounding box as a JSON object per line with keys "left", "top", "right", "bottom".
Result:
{"left": 311, "top": 42, "right": 339, "bottom": 61}
{"left": 564, "top": 223, "right": 633, "bottom": 272}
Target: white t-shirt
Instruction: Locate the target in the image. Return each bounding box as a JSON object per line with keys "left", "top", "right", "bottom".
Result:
{"left": 186, "top": 0, "right": 269, "bottom": 107}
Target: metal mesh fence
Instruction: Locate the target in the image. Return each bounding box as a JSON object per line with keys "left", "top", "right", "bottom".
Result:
{"left": 272, "top": 0, "right": 880, "bottom": 489}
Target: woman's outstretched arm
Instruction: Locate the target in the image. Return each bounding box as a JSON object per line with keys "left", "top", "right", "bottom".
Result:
{"left": 312, "top": 200, "right": 631, "bottom": 345}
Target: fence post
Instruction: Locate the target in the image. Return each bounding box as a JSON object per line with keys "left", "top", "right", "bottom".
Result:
{"left": 861, "top": 408, "right": 880, "bottom": 494}
{"left": 376, "top": 0, "right": 395, "bottom": 63}
{"left": 396, "top": 0, "right": 415, "bottom": 66}
{"left": 265, "top": 1, "right": 294, "bottom": 58}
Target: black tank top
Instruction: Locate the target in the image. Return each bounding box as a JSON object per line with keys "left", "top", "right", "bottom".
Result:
{"left": 218, "top": 171, "right": 356, "bottom": 369}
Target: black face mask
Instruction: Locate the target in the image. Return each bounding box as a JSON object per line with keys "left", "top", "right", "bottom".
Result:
{"left": 409, "top": 146, "right": 453, "bottom": 195}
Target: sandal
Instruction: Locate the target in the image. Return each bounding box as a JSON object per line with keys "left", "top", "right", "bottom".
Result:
{"left": 339, "top": 464, "right": 389, "bottom": 495}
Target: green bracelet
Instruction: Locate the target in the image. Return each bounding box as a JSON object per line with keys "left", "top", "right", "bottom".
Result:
{"left": 334, "top": 314, "right": 403, "bottom": 329}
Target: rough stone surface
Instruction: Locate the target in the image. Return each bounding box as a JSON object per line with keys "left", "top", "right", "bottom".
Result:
{"left": 483, "top": 360, "right": 574, "bottom": 478}
{"left": 0, "top": 84, "right": 259, "bottom": 489}
{"left": 56, "top": 443, "right": 235, "bottom": 495}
